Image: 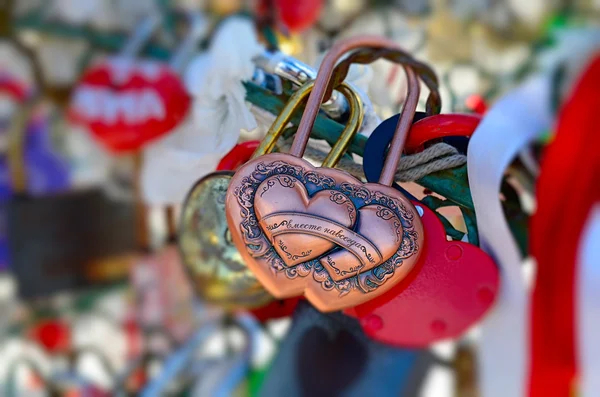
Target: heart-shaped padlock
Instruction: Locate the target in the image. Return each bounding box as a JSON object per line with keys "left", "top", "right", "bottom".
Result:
{"left": 226, "top": 36, "right": 429, "bottom": 312}
{"left": 347, "top": 201, "right": 499, "bottom": 346}
{"left": 179, "top": 80, "right": 363, "bottom": 310}
{"left": 67, "top": 17, "right": 196, "bottom": 153}
{"left": 68, "top": 58, "right": 190, "bottom": 153}
{"left": 179, "top": 149, "right": 274, "bottom": 310}
{"left": 353, "top": 108, "right": 498, "bottom": 346}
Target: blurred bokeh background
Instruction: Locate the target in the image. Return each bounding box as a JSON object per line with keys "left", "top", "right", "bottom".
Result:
{"left": 0, "top": 0, "right": 598, "bottom": 395}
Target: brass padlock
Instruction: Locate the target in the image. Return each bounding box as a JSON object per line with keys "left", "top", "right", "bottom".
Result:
{"left": 178, "top": 81, "right": 363, "bottom": 309}
{"left": 225, "top": 36, "right": 426, "bottom": 312}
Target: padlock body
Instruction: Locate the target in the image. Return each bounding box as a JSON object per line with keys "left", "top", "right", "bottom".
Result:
{"left": 226, "top": 152, "right": 424, "bottom": 311}
{"left": 179, "top": 171, "right": 274, "bottom": 309}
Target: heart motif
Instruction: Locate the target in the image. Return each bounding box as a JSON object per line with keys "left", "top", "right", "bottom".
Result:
{"left": 255, "top": 174, "right": 358, "bottom": 267}
{"left": 320, "top": 205, "right": 404, "bottom": 282}
{"left": 68, "top": 57, "right": 190, "bottom": 153}
{"left": 225, "top": 153, "right": 424, "bottom": 312}
{"left": 346, "top": 202, "right": 499, "bottom": 346}
{"left": 254, "top": 174, "right": 404, "bottom": 281}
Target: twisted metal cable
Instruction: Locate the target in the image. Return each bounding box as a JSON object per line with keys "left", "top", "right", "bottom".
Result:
{"left": 328, "top": 47, "right": 442, "bottom": 115}
{"left": 277, "top": 137, "right": 466, "bottom": 183}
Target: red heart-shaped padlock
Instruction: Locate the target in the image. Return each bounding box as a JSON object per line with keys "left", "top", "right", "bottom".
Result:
{"left": 68, "top": 57, "right": 190, "bottom": 153}
{"left": 346, "top": 201, "right": 499, "bottom": 347}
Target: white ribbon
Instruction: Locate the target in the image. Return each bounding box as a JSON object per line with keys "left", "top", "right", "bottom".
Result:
{"left": 141, "top": 116, "right": 231, "bottom": 206}
{"left": 185, "top": 16, "right": 263, "bottom": 142}
{"left": 578, "top": 204, "right": 600, "bottom": 397}
{"left": 467, "top": 75, "right": 552, "bottom": 397}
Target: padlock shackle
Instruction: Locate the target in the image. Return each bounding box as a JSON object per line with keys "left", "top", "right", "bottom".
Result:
{"left": 322, "top": 83, "right": 363, "bottom": 167}
{"left": 379, "top": 67, "right": 420, "bottom": 185}
{"left": 289, "top": 36, "right": 421, "bottom": 185}
{"left": 250, "top": 82, "right": 316, "bottom": 159}
{"left": 251, "top": 81, "right": 362, "bottom": 167}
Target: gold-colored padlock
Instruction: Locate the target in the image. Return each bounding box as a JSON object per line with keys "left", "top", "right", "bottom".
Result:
{"left": 178, "top": 81, "right": 363, "bottom": 310}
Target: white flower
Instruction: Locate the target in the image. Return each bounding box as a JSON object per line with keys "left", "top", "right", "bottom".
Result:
{"left": 141, "top": 16, "right": 264, "bottom": 205}
{"left": 185, "top": 16, "right": 264, "bottom": 146}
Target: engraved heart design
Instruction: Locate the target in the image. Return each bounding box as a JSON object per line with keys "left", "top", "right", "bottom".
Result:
{"left": 226, "top": 154, "right": 424, "bottom": 312}
{"left": 254, "top": 174, "right": 358, "bottom": 267}
{"left": 319, "top": 205, "right": 403, "bottom": 282}
{"left": 254, "top": 175, "right": 404, "bottom": 280}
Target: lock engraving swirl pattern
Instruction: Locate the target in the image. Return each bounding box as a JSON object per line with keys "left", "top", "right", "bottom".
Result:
{"left": 227, "top": 37, "right": 429, "bottom": 311}
{"left": 227, "top": 155, "right": 423, "bottom": 311}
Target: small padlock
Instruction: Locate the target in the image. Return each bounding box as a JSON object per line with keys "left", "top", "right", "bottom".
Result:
{"left": 68, "top": 15, "right": 204, "bottom": 153}
{"left": 225, "top": 36, "right": 426, "bottom": 312}
{"left": 178, "top": 81, "right": 363, "bottom": 310}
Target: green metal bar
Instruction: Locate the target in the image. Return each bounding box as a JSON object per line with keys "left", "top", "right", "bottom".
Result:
{"left": 460, "top": 207, "right": 479, "bottom": 246}
{"left": 503, "top": 201, "right": 529, "bottom": 257}
{"left": 418, "top": 166, "right": 474, "bottom": 209}
{"left": 436, "top": 213, "right": 466, "bottom": 241}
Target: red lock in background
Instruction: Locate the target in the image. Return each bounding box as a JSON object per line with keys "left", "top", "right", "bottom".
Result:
{"left": 68, "top": 58, "right": 190, "bottom": 153}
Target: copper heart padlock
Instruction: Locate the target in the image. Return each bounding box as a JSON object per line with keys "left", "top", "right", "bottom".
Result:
{"left": 226, "top": 37, "right": 426, "bottom": 312}
{"left": 179, "top": 79, "right": 363, "bottom": 310}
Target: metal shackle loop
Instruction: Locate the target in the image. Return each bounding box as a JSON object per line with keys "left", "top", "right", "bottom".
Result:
{"left": 251, "top": 81, "right": 363, "bottom": 168}
{"left": 288, "top": 36, "right": 422, "bottom": 187}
